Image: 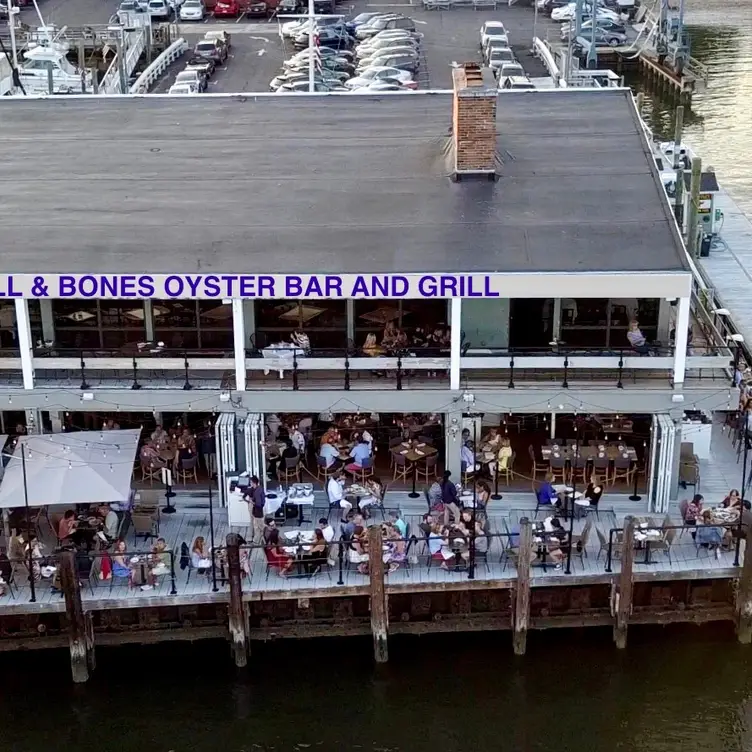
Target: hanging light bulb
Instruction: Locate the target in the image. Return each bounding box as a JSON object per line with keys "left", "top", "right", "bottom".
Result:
{"left": 116, "top": 444, "right": 121, "bottom": 453}
{"left": 68, "top": 460, "right": 72, "bottom": 469}
{"left": 110, "top": 464, "right": 114, "bottom": 473}
{"left": 103, "top": 450, "right": 107, "bottom": 458}
{"left": 7, "top": 396, "right": 11, "bottom": 404}
{"left": 44, "top": 395, "right": 48, "bottom": 402}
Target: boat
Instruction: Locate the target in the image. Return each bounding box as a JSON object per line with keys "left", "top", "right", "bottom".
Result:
{"left": 18, "top": 41, "right": 94, "bottom": 94}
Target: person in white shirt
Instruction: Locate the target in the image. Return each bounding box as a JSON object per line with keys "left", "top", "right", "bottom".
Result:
{"left": 290, "top": 427, "right": 306, "bottom": 455}
{"left": 319, "top": 442, "right": 342, "bottom": 470}
{"left": 461, "top": 442, "right": 479, "bottom": 472}
{"left": 266, "top": 414, "right": 281, "bottom": 442}
{"left": 327, "top": 471, "right": 352, "bottom": 522}
{"left": 318, "top": 517, "right": 335, "bottom": 543}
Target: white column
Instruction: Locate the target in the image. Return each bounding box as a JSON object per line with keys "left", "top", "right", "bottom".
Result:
{"left": 232, "top": 298, "right": 246, "bottom": 391}
{"left": 143, "top": 300, "right": 155, "bottom": 341}
{"left": 14, "top": 298, "right": 34, "bottom": 390}
{"left": 672, "top": 296, "right": 690, "bottom": 386}
{"left": 450, "top": 298, "right": 462, "bottom": 391}
{"left": 39, "top": 299, "right": 55, "bottom": 343}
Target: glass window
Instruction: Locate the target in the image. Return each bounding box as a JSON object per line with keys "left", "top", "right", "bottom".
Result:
{"left": 52, "top": 301, "right": 146, "bottom": 350}
{"left": 0, "top": 304, "right": 18, "bottom": 351}
{"left": 254, "top": 300, "right": 347, "bottom": 350}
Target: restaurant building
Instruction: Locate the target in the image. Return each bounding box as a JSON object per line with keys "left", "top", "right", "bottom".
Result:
{"left": 0, "top": 71, "right": 737, "bottom": 510}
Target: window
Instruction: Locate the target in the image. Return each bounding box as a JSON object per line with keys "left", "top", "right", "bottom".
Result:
{"left": 153, "top": 300, "right": 233, "bottom": 351}
{"left": 558, "top": 298, "right": 660, "bottom": 348}
{"left": 52, "top": 301, "right": 146, "bottom": 350}
{"left": 254, "top": 300, "right": 347, "bottom": 350}
{"left": 354, "top": 300, "right": 447, "bottom": 346}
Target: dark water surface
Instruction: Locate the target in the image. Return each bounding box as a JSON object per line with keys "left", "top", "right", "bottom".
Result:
{"left": 2, "top": 627, "right": 752, "bottom": 752}
{"left": 635, "top": 0, "right": 752, "bottom": 213}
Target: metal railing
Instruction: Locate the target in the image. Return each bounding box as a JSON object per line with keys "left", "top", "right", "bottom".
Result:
{"left": 3, "top": 547, "right": 177, "bottom": 603}
{"left": 603, "top": 521, "right": 744, "bottom": 573}
{"left": 130, "top": 37, "right": 188, "bottom": 93}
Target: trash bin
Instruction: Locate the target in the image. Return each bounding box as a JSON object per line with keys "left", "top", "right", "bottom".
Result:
{"left": 699, "top": 233, "right": 712, "bottom": 257}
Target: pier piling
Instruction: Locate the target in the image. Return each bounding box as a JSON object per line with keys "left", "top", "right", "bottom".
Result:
{"left": 60, "top": 551, "right": 92, "bottom": 684}
{"left": 226, "top": 534, "right": 248, "bottom": 668}
{"left": 687, "top": 157, "right": 703, "bottom": 257}
{"left": 368, "top": 525, "right": 389, "bottom": 663}
{"left": 613, "top": 515, "right": 636, "bottom": 649}
{"left": 735, "top": 530, "right": 752, "bottom": 643}
{"left": 513, "top": 517, "right": 532, "bottom": 656}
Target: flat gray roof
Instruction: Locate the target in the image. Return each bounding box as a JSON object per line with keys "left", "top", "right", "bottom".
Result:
{"left": 0, "top": 90, "right": 688, "bottom": 275}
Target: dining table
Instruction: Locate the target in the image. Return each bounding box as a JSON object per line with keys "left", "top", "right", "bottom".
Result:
{"left": 630, "top": 518, "right": 664, "bottom": 563}
{"left": 391, "top": 440, "right": 438, "bottom": 499}
{"left": 281, "top": 529, "right": 318, "bottom": 576}
{"left": 541, "top": 444, "right": 638, "bottom": 462}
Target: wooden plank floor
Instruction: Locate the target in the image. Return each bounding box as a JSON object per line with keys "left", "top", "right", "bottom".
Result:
{"left": 0, "top": 418, "right": 743, "bottom": 610}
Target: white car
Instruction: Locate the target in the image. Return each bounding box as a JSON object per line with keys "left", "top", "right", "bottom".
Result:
{"left": 344, "top": 66, "right": 414, "bottom": 88}
{"left": 479, "top": 20, "right": 506, "bottom": 47}
{"left": 168, "top": 83, "right": 197, "bottom": 94}
{"left": 179, "top": 0, "right": 204, "bottom": 19}
{"left": 497, "top": 61, "right": 524, "bottom": 85}
{"left": 552, "top": 3, "right": 619, "bottom": 21}
{"left": 147, "top": 0, "right": 173, "bottom": 18}
{"left": 280, "top": 17, "right": 343, "bottom": 38}
{"left": 356, "top": 34, "right": 419, "bottom": 55}
{"left": 175, "top": 69, "right": 206, "bottom": 91}
{"left": 357, "top": 46, "right": 418, "bottom": 67}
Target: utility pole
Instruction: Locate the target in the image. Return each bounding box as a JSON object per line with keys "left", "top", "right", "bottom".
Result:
{"left": 277, "top": 1, "right": 343, "bottom": 93}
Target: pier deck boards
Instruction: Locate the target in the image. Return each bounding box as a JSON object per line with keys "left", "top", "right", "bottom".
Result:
{"left": 0, "top": 421, "right": 742, "bottom": 613}
{"left": 697, "top": 188, "right": 752, "bottom": 345}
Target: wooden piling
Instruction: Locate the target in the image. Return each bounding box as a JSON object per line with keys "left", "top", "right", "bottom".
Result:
{"left": 613, "top": 515, "right": 636, "bottom": 649}
{"left": 59, "top": 551, "right": 90, "bottom": 684}
{"left": 735, "top": 528, "right": 752, "bottom": 643}
{"left": 226, "top": 533, "right": 248, "bottom": 668}
{"left": 687, "top": 157, "right": 703, "bottom": 257}
{"left": 513, "top": 517, "right": 532, "bottom": 656}
{"left": 368, "top": 525, "right": 388, "bottom": 663}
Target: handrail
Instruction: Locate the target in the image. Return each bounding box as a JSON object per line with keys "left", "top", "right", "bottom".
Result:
{"left": 532, "top": 36, "right": 561, "bottom": 82}
{"left": 130, "top": 36, "right": 188, "bottom": 94}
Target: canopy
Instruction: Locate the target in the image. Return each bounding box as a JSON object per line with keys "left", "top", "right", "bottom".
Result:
{"left": 0, "top": 429, "right": 140, "bottom": 509}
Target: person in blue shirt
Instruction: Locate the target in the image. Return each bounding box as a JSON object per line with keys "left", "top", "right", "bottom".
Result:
{"left": 695, "top": 509, "right": 724, "bottom": 558}
{"left": 346, "top": 437, "right": 372, "bottom": 471}
{"left": 536, "top": 472, "right": 560, "bottom": 508}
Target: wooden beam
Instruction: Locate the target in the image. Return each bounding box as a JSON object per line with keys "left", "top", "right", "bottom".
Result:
{"left": 368, "top": 524, "right": 388, "bottom": 663}
{"left": 59, "top": 551, "right": 91, "bottom": 684}
{"left": 613, "top": 515, "right": 636, "bottom": 649}
{"left": 226, "top": 533, "right": 248, "bottom": 667}
{"left": 512, "top": 517, "right": 532, "bottom": 656}
{"left": 736, "top": 528, "right": 752, "bottom": 643}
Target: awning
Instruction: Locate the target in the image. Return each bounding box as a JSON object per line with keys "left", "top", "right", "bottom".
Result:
{"left": 0, "top": 429, "right": 141, "bottom": 508}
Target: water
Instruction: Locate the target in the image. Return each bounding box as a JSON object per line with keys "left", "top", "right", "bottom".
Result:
{"left": 635, "top": 0, "right": 752, "bottom": 214}
{"left": 2, "top": 627, "right": 752, "bottom": 751}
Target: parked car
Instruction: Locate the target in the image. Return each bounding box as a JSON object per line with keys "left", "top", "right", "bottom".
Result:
{"left": 147, "top": 0, "right": 173, "bottom": 19}
{"left": 357, "top": 47, "right": 419, "bottom": 68}
{"left": 313, "top": 0, "right": 335, "bottom": 11}
{"left": 280, "top": 17, "right": 343, "bottom": 38}
{"left": 168, "top": 83, "right": 198, "bottom": 94}
{"left": 356, "top": 35, "right": 419, "bottom": 57}
{"left": 276, "top": 0, "right": 303, "bottom": 13}
{"left": 479, "top": 20, "right": 506, "bottom": 47}
{"left": 193, "top": 38, "right": 229, "bottom": 63}
{"left": 179, "top": 0, "right": 205, "bottom": 20}
{"left": 119, "top": 0, "right": 149, "bottom": 12}
{"left": 359, "top": 54, "right": 419, "bottom": 73}
{"left": 501, "top": 75, "right": 536, "bottom": 90}
{"left": 293, "top": 27, "right": 354, "bottom": 49}
{"left": 175, "top": 69, "right": 207, "bottom": 91}
{"left": 552, "top": 3, "right": 620, "bottom": 21}
{"left": 344, "top": 66, "right": 414, "bottom": 88}
{"left": 346, "top": 12, "right": 384, "bottom": 31}
{"left": 355, "top": 15, "right": 415, "bottom": 40}
{"left": 485, "top": 47, "right": 516, "bottom": 70}
{"left": 348, "top": 80, "right": 412, "bottom": 92}
{"left": 561, "top": 24, "right": 627, "bottom": 45}
{"left": 204, "top": 30, "right": 232, "bottom": 50}
{"left": 288, "top": 46, "right": 354, "bottom": 61}
{"left": 184, "top": 55, "right": 216, "bottom": 78}
{"left": 276, "top": 80, "right": 346, "bottom": 92}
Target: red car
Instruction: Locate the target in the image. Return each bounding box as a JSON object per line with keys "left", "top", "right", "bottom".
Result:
{"left": 214, "top": 0, "right": 266, "bottom": 16}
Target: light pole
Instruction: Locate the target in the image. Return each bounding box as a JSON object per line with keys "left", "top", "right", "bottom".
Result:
{"left": 565, "top": 417, "right": 580, "bottom": 575}
{"left": 21, "top": 444, "right": 36, "bottom": 603}
{"left": 734, "top": 429, "right": 749, "bottom": 567}
{"left": 468, "top": 418, "right": 477, "bottom": 580}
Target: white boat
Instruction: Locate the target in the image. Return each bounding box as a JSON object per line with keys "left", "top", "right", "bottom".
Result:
{"left": 19, "top": 41, "right": 94, "bottom": 94}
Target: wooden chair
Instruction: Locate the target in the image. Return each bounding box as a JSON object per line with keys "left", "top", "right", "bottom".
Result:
{"left": 595, "top": 526, "right": 621, "bottom": 561}
{"left": 177, "top": 455, "right": 199, "bottom": 484}
{"left": 316, "top": 456, "right": 337, "bottom": 482}
{"left": 528, "top": 444, "right": 547, "bottom": 479}
{"left": 569, "top": 454, "right": 588, "bottom": 485}
{"left": 498, "top": 452, "right": 515, "bottom": 485}
{"left": 570, "top": 518, "right": 592, "bottom": 564}
{"left": 591, "top": 453, "right": 610, "bottom": 484}
{"left": 548, "top": 456, "right": 567, "bottom": 484}
{"left": 132, "top": 513, "right": 158, "bottom": 544}
{"left": 461, "top": 460, "right": 475, "bottom": 488}
{"left": 140, "top": 458, "right": 164, "bottom": 485}
{"left": 417, "top": 454, "right": 438, "bottom": 483}
{"left": 611, "top": 457, "right": 635, "bottom": 486}
{"left": 349, "top": 456, "right": 374, "bottom": 484}
{"left": 393, "top": 452, "right": 412, "bottom": 482}
{"left": 650, "top": 527, "right": 676, "bottom": 563}
{"left": 281, "top": 454, "right": 301, "bottom": 484}
{"left": 388, "top": 438, "right": 404, "bottom": 469}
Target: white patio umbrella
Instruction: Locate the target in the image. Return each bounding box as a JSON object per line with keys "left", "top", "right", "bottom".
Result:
{"left": 0, "top": 429, "right": 141, "bottom": 508}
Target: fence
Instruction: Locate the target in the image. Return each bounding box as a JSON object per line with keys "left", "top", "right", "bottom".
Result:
{"left": 130, "top": 37, "right": 189, "bottom": 94}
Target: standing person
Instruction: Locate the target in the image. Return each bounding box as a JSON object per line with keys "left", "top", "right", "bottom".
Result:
{"left": 440, "top": 471, "right": 461, "bottom": 526}
{"left": 245, "top": 476, "right": 266, "bottom": 543}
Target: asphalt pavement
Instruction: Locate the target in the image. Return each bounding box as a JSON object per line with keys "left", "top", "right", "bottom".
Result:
{"left": 17, "top": 0, "right": 557, "bottom": 92}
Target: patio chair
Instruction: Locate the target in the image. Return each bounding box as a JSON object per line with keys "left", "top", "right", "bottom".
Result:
{"left": 417, "top": 454, "right": 439, "bottom": 483}
{"left": 549, "top": 455, "right": 567, "bottom": 484}
{"left": 592, "top": 453, "right": 610, "bottom": 484}
{"left": 595, "top": 526, "right": 621, "bottom": 562}
{"left": 611, "top": 456, "right": 635, "bottom": 487}
{"left": 569, "top": 455, "right": 588, "bottom": 485}
{"left": 570, "top": 519, "right": 592, "bottom": 563}
{"left": 389, "top": 437, "right": 404, "bottom": 469}
{"left": 316, "top": 455, "right": 337, "bottom": 482}
{"left": 393, "top": 452, "right": 412, "bottom": 482}
{"left": 177, "top": 455, "right": 199, "bottom": 484}
{"left": 649, "top": 527, "right": 676, "bottom": 563}
{"left": 528, "top": 445, "right": 548, "bottom": 480}
{"left": 348, "top": 456, "right": 374, "bottom": 484}
{"left": 461, "top": 460, "right": 475, "bottom": 487}
{"left": 140, "top": 458, "right": 164, "bottom": 485}
{"left": 131, "top": 512, "right": 157, "bottom": 544}
{"left": 498, "top": 452, "right": 515, "bottom": 486}
{"left": 281, "top": 454, "right": 301, "bottom": 484}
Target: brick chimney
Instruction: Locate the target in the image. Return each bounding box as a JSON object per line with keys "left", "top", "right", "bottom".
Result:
{"left": 451, "top": 63, "right": 498, "bottom": 180}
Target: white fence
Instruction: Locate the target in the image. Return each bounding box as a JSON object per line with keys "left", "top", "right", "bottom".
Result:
{"left": 129, "top": 37, "right": 188, "bottom": 94}
{"left": 532, "top": 37, "right": 563, "bottom": 85}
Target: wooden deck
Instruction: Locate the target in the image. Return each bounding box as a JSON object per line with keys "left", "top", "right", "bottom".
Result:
{"left": 697, "top": 188, "right": 752, "bottom": 346}
{"left": 0, "top": 419, "right": 743, "bottom": 613}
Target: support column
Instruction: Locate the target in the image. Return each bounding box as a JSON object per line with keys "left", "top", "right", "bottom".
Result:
{"left": 450, "top": 298, "right": 462, "bottom": 391}
{"left": 39, "top": 299, "right": 55, "bottom": 343}
{"left": 736, "top": 527, "right": 752, "bottom": 644}
{"left": 613, "top": 515, "right": 636, "bottom": 649}
{"left": 143, "top": 300, "right": 155, "bottom": 341}
{"left": 672, "top": 296, "right": 690, "bottom": 387}
{"left": 231, "top": 299, "right": 246, "bottom": 392}
{"left": 657, "top": 298, "right": 672, "bottom": 344}
{"left": 346, "top": 299, "right": 355, "bottom": 347}
{"left": 368, "top": 524, "right": 388, "bottom": 663}
{"left": 25, "top": 409, "right": 42, "bottom": 434}
{"left": 444, "top": 409, "right": 463, "bottom": 480}
{"left": 60, "top": 551, "right": 91, "bottom": 683}
{"left": 14, "top": 299, "right": 34, "bottom": 390}
{"left": 243, "top": 300, "right": 255, "bottom": 350}
{"left": 49, "top": 412, "right": 64, "bottom": 433}
{"left": 513, "top": 517, "right": 532, "bottom": 655}
{"left": 226, "top": 533, "right": 248, "bottom": 667}
{"left": 552, "top": 298, "right": 562, "bottom": 342}
{"left": 668, "top": 417, "right": 683, "bottom": 502}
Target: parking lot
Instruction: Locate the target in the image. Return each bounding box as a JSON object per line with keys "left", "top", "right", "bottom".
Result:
{"left": 18, "top": 0, "right": 556, "bottom": 92}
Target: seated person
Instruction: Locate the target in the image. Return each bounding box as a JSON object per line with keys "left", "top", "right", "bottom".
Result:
{"left": 328, "top": 471, "right": 352, "bottom": 523}
{"left": 191, "top": 536, "right": 212, "bottom": 573}
{"left": 482, "top": 427, "right": 501, "bottom": 449}
{"left": 150, "top": 538, "right": 171, "bottom": 577}
{"left": 475, "top": 481, "right": 491, "bottom": 510}
{"left": 98, "top": 504, "right": 119, "bottom": 539}
{"left": 684, "top": 493, "right": 703, "bottom": 526}
{"left": 319, "top": 440, "right": 343, "bottom": 472}
{"left": 536, "top": 473, "right": 559, "bottom": 508}
{"left": 389, "top": 511, "right": 407, "bottom": 538}
{"left": 627, "top": 320, "right": 651, "bottom": 355}
{"left": 265, "top": 528, "right": 294, "bottom": 576}
{"left": 546, "top": 518, "right": 570, "bottom": 570}
{"left": 263, "top": 517, "right": 278, "bottom": 544}
{"left": 346, "top": 437, "right": 372, "bottom": 473}
{"left": 461, "top": 441, "right": 479, "bottom": 473}
{"left": 58, "top": 510, "right": 78, "bottom": 541}
{"left": 722, "top": 489, "right": 742, "bottom": 510}
{"left": 695, "top": 510, "right": 724, "bottom": 558}
{"left": 360, "top": 477, "right": 384, "bottom": 514}
{"left": 301, "top": 529, "right": 328, "bottom": 575}
{"left": 111, "top": 540, "right": 132, "bottom": 584}
{"left": 269, "top": 438, "right": 298, "bottom": 480}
